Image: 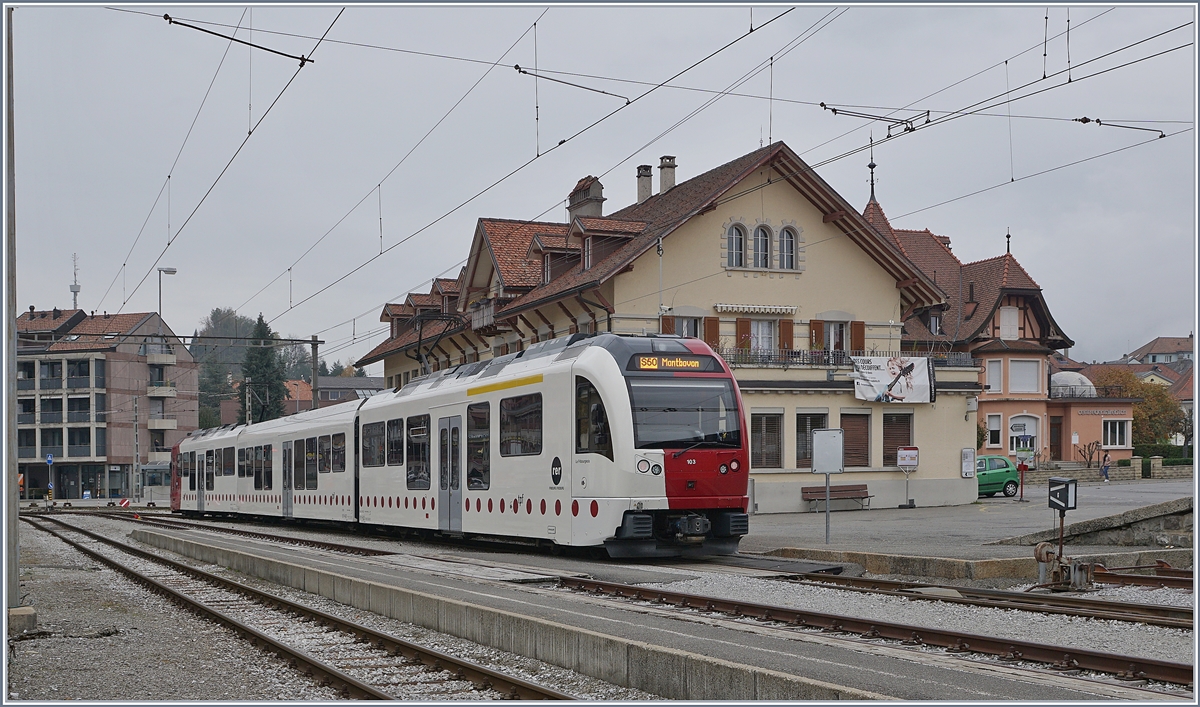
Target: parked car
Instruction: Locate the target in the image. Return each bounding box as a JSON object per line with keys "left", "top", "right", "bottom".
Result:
{"left": 976, "top": 455, "right": 1019, "bottom": 497}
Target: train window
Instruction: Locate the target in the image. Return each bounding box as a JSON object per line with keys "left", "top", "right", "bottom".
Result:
{"left": 406, "top": 415, "right": 430, "bottom": 490}
{"left": 214, "top": 448, "right": 223, "bottom": 480}
{"left": 188, "top": 451, "right": 195, "bottom": 491}
{"left": 293, "top": 438, "right": 306, "bottom": 490}
{"left": 263, "top": 444, "right": 273, "bottom": 490}
{"left": 283, "top": 441, "right": 292, "bottom": 490}
{"left": 439, "top": 427, "right": 449, "bottom": 491}
{"left": 332, "top": 433, "right": 346, "bottom": 472}
{"left": 223, "top": 446, "right": 235, "bottom": 476}
{"left": 305, "top": 438, "right": 318, "bottom": 490}
{"left": 254, "top": 445, "right": 263, "bottom": 490}
{"left": 450, "top": 425, "right": 460, "bottom": 491}
{"left": 237, "top": 448, "right": 246, "bottom": 478}
{"left": 361, "top": 422, "right": 385, "bottom": 467}
{"left": 179, "top": 453, "right": 187, "bottom": 477}
{"left": 205, "top": 449, "right": 215, "bottom": 491}
{"left": 466, "top": 403, "right": 489, "bottom": 490}
{"left": 500, "top": 393, "right": 542, "bottom": 457}
{"left": 318, "top": 435, "right": 332, "bottom": 473}
{"left": 576, "top": 377, "right": 613, "bottom": 461}
{"left": 386, "top": 419, "right": 404, "bottom": 466}
{"left": 627, "top": 378, "right": 742, "bottom": 450}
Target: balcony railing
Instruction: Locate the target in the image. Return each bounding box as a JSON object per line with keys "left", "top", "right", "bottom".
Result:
{"left": 41, "top": 445, "right": 62, "bottom": 459}
{"left": 17, "top": 413, "right": 34, "bottom": 425}
{"left": 40, "top": 411, "right": 62, "bottom": 424}
{"left": 68, "top": 444, "right": 91, "bottom": 457}
{"left": 17, "top": 379, "right": 34, "bottom": 390}
{"left": 715, "top": 348, "right": 979, "bottom": 369}
{"left": 67, "top": 376, "right": 90, "bottom": 389}
{"left": 39, "top": 378, "right": 62, "bottom": 390}
{"left": 1049, "top": 384, "right": 1126, "bottom": 399}
{"left": 95, "top": 441, "right": 106, "bottom": 455}
{"left": 17, "top": 447, "right": 35, "bottom": 459}
{"left": 67, "top": 411, "right": 90, "bottom": 423}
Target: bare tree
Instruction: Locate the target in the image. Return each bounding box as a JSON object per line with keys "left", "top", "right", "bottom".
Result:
{"left": 1075, "top": 440, "right": 1101, "bottom": 468}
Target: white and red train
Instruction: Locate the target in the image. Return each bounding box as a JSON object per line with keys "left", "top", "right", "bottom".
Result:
{"left": 171, "top": 333, "right": 750, "bottom": 558}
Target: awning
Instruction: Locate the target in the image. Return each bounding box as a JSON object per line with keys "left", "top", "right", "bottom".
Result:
{"left": 713, "top": 303, "right": 797, "bottom": 315}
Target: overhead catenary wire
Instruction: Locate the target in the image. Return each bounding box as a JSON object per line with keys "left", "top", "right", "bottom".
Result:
{"left": 116, "top": 8, "right": 344, "bottom": 316}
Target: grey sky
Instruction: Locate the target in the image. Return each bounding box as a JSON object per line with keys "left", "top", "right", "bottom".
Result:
{"left": 10, "top": 4, "right": 1196, "bottom": 371}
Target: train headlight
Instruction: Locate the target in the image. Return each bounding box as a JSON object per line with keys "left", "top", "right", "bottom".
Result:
{"left": 729, "top": 459, "right": 740, "bottom": 472}
{"left": 637, "top": 459, "right": 650, "bottom": 473}
{"left": 651, "top": 464, "right": 662, "bottom": 475}
{"left": 719, "top": 464, "right": 728, "bottom": 474}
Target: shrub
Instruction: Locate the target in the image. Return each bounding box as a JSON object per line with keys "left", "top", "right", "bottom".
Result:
{"left": 1117, "top": 459, "right": 1131, "bottom": 467}
{"left": 1133, "top": 444, "right": 1191, "bottom": 459}
{"left": 1163, "top": 458, "right": 1193, "bottom": 467}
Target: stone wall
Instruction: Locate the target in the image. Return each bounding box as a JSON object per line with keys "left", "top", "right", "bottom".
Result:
{"left": 994, "top": 497, "right": 1193, "bottom": 549}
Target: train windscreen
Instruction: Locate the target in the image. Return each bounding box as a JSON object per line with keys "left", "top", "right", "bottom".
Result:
{"left": 627, "top": 378, "right": 741, "bottom": 450}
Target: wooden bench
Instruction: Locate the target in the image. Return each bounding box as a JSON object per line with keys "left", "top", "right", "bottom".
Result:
{"left": 801, "top": 484, "right": 873, "bottom": 511}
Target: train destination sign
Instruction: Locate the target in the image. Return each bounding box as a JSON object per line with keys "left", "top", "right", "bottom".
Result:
{"left": 629, "top": 355, "right": 717, "bottom": 372}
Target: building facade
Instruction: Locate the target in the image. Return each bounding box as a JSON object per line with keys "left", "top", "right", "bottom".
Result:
{"left": 359, "top": 143, "right": 985, "bottom": 512}
{"left": 17, "top": 308, "right": 198, "bottom": 505}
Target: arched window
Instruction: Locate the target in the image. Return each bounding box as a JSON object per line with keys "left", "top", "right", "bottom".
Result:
{"left": 779, "top": 228, "right": 796, "bottom": 270}
{"left": 753, "top": 226, "right": 771, "bottom": 268}
{"left": 726, "top": 225, "right": 745, "bottom": 268}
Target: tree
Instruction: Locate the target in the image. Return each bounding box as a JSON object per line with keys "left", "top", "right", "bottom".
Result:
{"left": 1088, "top": 368, "right": 1186, "bottom": 444}
{"left": 318, "top": 358, "right": 330, "bottom": 377}
{"left": 239, "top": 315, "right": 289, "bottom": 424}
{"left": 198, "top": 360, "right": 234, "bottom": 428}
{"left": 354, "top": 365, "right": 367, "bottom": 377}
{"left": 329, "top": 360, "right": 345, "bottom": 377}
{"left": 189, "top": 307, "right": 256, "bottom": 379}
{"left": 976, "top": 423, "right": 987, "bottom": 450}
{"left": 1075, "top": 440, "right": 1101, "bottom": 468}
{"left": 278, "top": 342, "right": 313, "bottom": 382}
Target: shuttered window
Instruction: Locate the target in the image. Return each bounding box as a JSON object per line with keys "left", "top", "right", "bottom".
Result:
{"left": 795, "top": 413, "right": 827, "bottom": 468}
{"left": 751, "top": 414, "right": 782, "bottom": 469}
{"left": 842, "top": 414, "right": 870, "bottom": 467}
{"left": 882, "top": 413, "right": 913, "bottom": 466}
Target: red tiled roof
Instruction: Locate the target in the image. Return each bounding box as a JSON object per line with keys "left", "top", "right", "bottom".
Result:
{"left": 433, "top": 277, "right": 461, "bottom": 295}
{"left": 970, "top": 338, "right": 1053, "bottom": 354}
{"left": 1079, "top": 362, "right": 1185, "bottom": 386}
{"left": 45, "top": 312, "right": 157, "bottom": 352}
{"left": 575, "top": 216, "right": 648, "bottom": 236}
{"left": 355, "top": 318, "right": 463, "bottom": 368}
{"left": 17, "top": 308, "right": 84, "bottom": 333}
{"left": 480, "top": 219, "right": 569, "bottom": 290}
{"left": 285, "top": 378, "right": 312, "bottom": 401}
{"left": 1168, "top": 366, "right": 1193, "bottom": 402}
{"left": 406, "top": 292, "right": 440, "bottom": 309}
{"left": 379, "top": 302, "right": 413, "bottom": 322}
{"left": 1128, "top": 336, "right": 1194, "bottom": 360}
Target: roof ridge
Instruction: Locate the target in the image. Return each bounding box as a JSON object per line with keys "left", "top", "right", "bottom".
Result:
{"left": 480, "top": 217, "right": 568, "bottom": 227}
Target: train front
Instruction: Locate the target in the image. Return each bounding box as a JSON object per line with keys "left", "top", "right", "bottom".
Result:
{"left": 591, "top": 335, "right": 750, "bottom": 558}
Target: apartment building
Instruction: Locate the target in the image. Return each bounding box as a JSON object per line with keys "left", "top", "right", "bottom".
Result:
{"left": 17, "top": 307, "right": 198, "bottom": 504}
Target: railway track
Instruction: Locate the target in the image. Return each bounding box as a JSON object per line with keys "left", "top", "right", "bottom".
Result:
{"left": 1094, "top": 562, "right": 1194, "bottom": 590}
{"left": 21, "top": 515, "right": 574, "bottom": 700}
{"left": 85, "top": 511, "right": 395, "bottom": 557}
{"left": 558, "top": 576, "right": 1194, "bottom": 688}
{"left": 784, "top": 573, "right": 1193, "bottom": 628}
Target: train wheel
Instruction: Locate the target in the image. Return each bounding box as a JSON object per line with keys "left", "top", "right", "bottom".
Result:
{"left": 588, "top": 546, "right": 609, "bottom": 560}
{"left": 548, "top": 542, "right": 564, "bottom": 556}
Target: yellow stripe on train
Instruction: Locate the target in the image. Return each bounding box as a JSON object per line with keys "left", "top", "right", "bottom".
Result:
{"left": 467, "top": 374, "right": 544, "bottom": 397}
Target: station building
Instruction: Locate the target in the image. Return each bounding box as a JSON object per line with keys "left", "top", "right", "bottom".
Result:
{"left": 17, "top": 308, "right": 198, "bottom": 505}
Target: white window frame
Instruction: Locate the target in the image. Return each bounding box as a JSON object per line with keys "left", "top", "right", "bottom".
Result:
{"left": 1008, "top": 414, "right": 1038, "bottom": 454}
{"left": 999, "top": 306, "right": 1019, "bottom": 340}
{"left": 753, "top": 226, "right": 771, "bottom": 269}
{"left": 986, "top": 359, "right": 1002, "bottom": 394}
{"left": 986, "top": 413, "right": 1002, "bottom": 447}
{"left": 1008, "top": 359, "right": 1041, "bottom": 393}
{"left": 726, "top": 224, "right": 745, "bottom": 268}
{"left": 750, "top": 320, "right": 776, "bottom": 351}
{"left": 826, "top": 321, "right": 848, "bottom": 351}
{"left": 779, "top": 228, "right": 796, "bottom": 270}
{"left": 583, "top": 237, "right": 592, "bottom": 270}
{"left": 544, "top": 254, "right": 552, "bottom": 284}
{"left": 1102, "top": 419, "right": 1131, "bottom": 448}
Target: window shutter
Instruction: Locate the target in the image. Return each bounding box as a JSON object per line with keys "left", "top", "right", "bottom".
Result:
{"left": 660, "top": 316, "right": 675, "bottom": 335}
{"left": 778, "top": 319, "right": 793, "bottom": 350}
{"left": 703, "top": 317, "right": 720, "bottom": 348}
{"left": 809, "top": 320, "right": 824, "bottom": 350}
{"left": 882, "top": 413, "right": 912, "bottom": 466}
{"left": 735, "top": 318, "right": 751, "bottom": 350}
{"left": 850, "top": 320, "right": 865, "bottom": 352}
{"left": 842, "top": 414, "right": 870, "bottom": 467}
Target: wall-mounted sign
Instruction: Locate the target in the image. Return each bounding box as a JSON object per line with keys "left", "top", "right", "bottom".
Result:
{"left": 961, "top": 448, "right": 976, "bottom": 478}
{"left": 851, "top": 357, "right": 932, "bottom": 403}
{"left": 1077, "top": 409, "right": 1128, "bottom": 416}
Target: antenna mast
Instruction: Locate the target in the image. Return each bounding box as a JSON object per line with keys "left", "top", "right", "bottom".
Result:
{"left": 70, "top": 253, "right": 80, "bottom": 308}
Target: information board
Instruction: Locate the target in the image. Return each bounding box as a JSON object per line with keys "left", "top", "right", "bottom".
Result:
{"left": 812, "top": 429, "right": 844, "bottom": 474}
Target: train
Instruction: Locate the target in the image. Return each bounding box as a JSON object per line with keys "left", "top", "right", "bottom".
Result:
{"left": 171, "top": 333, "right": 750, "bottom": 558}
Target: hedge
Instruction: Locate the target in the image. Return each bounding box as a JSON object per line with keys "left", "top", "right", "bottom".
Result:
{"left": 1133, "top": 444, "right": 1192, "bottom": 459}
{"left": 1117, "top": 459, "right": 1131, "bottom": 467}
{"left": 1163, "top": 458, "right": 1194, "bottom": 467}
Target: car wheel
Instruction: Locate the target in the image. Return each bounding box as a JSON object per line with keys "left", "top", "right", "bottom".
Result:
{"left": 1003, "top": 480, "right": 1019, "bottom": 497}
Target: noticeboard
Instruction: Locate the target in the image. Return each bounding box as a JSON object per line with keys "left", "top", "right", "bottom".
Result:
{"left": 961, "top": 448, "right": 976, "bottom": 478}
{"left": 812, "top": 429, "right": 844, "bottom": 474}
{"left": 897, "top": 446, "right": 919, "bottom": 469}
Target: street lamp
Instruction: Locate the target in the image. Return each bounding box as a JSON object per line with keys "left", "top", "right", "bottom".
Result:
{"left": 157, "top": 267, "right": 177, "bottom": 329}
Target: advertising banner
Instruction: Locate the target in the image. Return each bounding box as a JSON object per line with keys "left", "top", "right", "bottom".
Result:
{"left": 851, "top": 356, "right": 933, "bottom": 403}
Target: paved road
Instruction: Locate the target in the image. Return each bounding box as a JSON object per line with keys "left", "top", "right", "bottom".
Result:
{"left": 740, "top": 479, "right": 1193, "bottom": 560}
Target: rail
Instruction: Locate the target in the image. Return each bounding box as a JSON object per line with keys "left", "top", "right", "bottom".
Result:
{"left": 1049, "top": 384, "right": 1126, "bottom": 399}
{"left": 715, "top": 348, "right": 978, "bottom": 369}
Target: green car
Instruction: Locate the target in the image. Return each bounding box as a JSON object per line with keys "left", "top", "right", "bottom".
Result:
{"left": 976, "top": 455, "right": 1020, "bottom": 497}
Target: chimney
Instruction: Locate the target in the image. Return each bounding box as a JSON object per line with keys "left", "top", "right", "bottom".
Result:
{"left": 658, "top": 155, "right": 676, "bottom": 194}
{"left": 53, "top": 308, "right": 60, "bottom": 319}
{"left": 566, "top": 176, "right": 605, "bottom": 220}
{"left": 968, "top": 282, "right": 975, "bottom": 302}
{"left": 636, "top": 165, "right": 653, "bottom": 204}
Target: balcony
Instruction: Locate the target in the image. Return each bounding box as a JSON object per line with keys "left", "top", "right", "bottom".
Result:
{"left": 469, "top": 299, "right": 513, "bottom": 337}
{"left": 148, "top": 414, "right": 177, "bottom": 430}
{"left": 68, "top": 444, "right": 91, "bottom": 457}
{"left": 146, "top": 353, "right": 176, "bottom": 366}
{"left": 67, "top": 376, "right": 90, "bottom": 389}
{"left": 147, "top": 381, "right": 176, "bottom": 398}
{"left": 39, "top": 378, "right": 62, "bottom": 390}
{"left": 1050, "top": 384, "right": 1126, "bottom": 399}
{"left": 40, "top": 411, "right": 62, "bottom": 424}
{"left": 715, "top": 348, "right": 979, "bottom": 370}
{"left": 17, "top": 447, "right": 35, "bottom": 459}
{"left": 17, "top": 379, "right": 34, "bottom": 391}
{"left": 41, "top": 445, "right": 62, "bottom": 459}
{"left": 67, "top": 411, "right": 90, "bottom": 423}
{"left": 17, "top": 413, "right": 34, "bottom": 425}
{"left": 148, "top": 451, "right": 173, "bottom": 464}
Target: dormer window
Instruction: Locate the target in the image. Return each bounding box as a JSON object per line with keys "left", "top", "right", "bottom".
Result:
{"left": 929, "top": 312, "right": 941, "bottom": 336}
{"left": 544, "top": 254, "right": 552, "bottom": 284}
{"left": 583, "top": 237, "right": 593, "bottom": 270}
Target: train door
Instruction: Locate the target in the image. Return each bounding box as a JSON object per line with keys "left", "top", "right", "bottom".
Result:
{"left": 281, "top": 441, "right": 293, "bottom": 519}
{"left": 353, "top": 420, "right": 361, "bottom": 522}
{"left": 197, "top": 449, "right": 208, "bottom": 513}
{"left": 437, "top": 415, "right": 462, "bottom": 533}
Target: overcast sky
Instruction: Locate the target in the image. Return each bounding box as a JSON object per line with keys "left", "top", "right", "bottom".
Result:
{"left": 9, "top": 4, "right": 1196, "bottom": 371}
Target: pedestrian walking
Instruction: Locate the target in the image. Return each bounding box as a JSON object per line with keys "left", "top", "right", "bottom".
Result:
{"left": 1100, "top": 451, "right": 1111, "bottom": 483}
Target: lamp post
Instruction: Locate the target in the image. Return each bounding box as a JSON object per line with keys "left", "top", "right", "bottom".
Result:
{"left": 157, "top": 267, "right": 176, "bottom": 335}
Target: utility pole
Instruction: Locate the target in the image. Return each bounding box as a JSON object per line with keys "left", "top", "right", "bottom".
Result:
{"left": 7, "top": 5, "right": 22, "bottom": 616}
{"left": 310, "top": 335, "right": 319, "bottom": 412}
{"left": 132, "top": 397, "right": 141, "bottom": 503}
{"left": 244, "top": 377, "right": 252, "bottom": 424}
